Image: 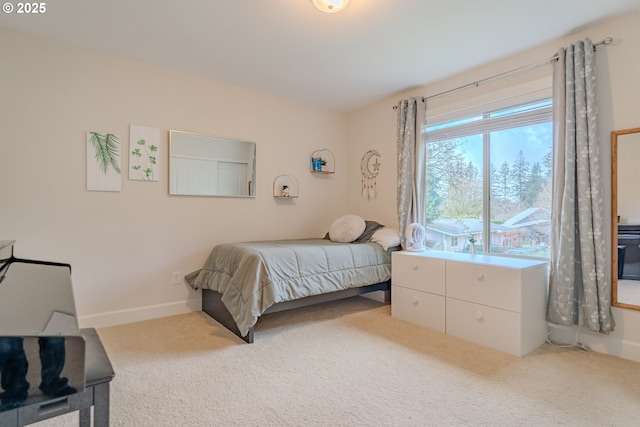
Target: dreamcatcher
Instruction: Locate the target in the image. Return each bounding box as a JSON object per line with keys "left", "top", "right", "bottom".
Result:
{"left": 360, "top": 150, "right": 381, "bottom": 201}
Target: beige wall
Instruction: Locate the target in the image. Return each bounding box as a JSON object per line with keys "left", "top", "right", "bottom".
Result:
{"left": 346, "top": 12, "right": 640, "bottom": 362}
{"left": 0, "top": 29, "right": 350, "bottom": 326}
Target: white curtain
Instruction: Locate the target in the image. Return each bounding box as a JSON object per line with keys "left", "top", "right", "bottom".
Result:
{"left": 547, "top": 39, "right": 614, "bottom": 333}
{"left": 396, "top": 97, "right": 426, "bottom": 249}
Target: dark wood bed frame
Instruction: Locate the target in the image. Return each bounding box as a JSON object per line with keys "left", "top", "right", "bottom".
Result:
{"left": 202, "top": 280, "right": 391, "bottom": 343}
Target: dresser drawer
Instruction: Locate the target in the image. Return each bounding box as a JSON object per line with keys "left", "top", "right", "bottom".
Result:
{"left": 446, "top": 298, "right": 523, "bottom": 356}
{"left": 446, "top": 261, "right": 522, "bottom": 312}
{"left": 392, "top": 285, "right": 445, "bottom": 333}
{"left": 392, "top": 252, "right": 445, "bottom": 295}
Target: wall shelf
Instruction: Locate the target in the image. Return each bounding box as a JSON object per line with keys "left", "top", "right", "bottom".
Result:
{"left": 310, "top": 149, "right": 335, "bottom": 174}
{"left": 273, "top": 175, "right": 299, "bottom": 198}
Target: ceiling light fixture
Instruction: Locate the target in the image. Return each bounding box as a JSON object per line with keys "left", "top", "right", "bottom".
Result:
{"left": 311, "top": 0, "right": 350, "bottom": 14}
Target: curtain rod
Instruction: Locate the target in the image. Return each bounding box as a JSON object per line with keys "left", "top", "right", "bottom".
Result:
{"left": 392, "top": 37, "right": 613, "bottom": 109}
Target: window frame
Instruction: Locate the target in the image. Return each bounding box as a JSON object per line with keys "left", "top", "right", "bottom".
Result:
{"left": 424, "top": 78, "right": 553, "bottom": 259}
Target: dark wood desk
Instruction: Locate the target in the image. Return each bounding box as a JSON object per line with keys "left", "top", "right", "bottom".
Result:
{"left": 0, "top": 328, "right": 114, "bottom": 426}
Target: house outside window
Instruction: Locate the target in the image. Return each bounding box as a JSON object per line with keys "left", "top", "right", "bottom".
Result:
{"left": 423, "top": 98, "right": 552, "bottom": 259}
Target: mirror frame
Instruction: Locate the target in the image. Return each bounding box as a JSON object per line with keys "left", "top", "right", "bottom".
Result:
{"left": 611, "top": 127, "right": 640, "bottom": 310}
{"left": 169, "top": 130, "right": 256, "bottom": 198}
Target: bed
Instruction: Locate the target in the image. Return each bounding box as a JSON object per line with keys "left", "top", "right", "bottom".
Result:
{"left": 184, "top": 235, "right": 398, "bottom": 343}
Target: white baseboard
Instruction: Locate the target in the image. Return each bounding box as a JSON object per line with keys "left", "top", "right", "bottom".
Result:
{"left": 547, "top": 323, "right": 640, "bottom": 363}
{"left": 78, "top": 298, "right": 202, "bottom": 329}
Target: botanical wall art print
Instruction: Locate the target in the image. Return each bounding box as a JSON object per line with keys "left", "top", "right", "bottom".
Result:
{"left": 129, "top": 125, "right": 160, "bottom": 181}
{"left": 86, "top": 131, "right": 122, "bottom": 192}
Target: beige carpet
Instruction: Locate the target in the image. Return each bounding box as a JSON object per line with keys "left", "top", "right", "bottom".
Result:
{"left": 36, "top": 297, "right": 640, "bottom": 426}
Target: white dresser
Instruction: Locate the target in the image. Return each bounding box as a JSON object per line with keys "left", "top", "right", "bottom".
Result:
{"left": 391, "top": 250, "right": 548, "bottom": 356}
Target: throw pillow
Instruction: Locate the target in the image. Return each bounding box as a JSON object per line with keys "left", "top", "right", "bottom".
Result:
{"left": 352, "top": 220, "right": 385, "bottom": 243}
{"left": 370, "top": 228, "right": 401, "bottom": 250}
{"left": 329, "top": 215, "right": 366, "bottom": 243}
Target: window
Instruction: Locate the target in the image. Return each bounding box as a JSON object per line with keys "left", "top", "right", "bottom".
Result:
{"left": 424, "top": 98, "right": 552, "bottom": 259}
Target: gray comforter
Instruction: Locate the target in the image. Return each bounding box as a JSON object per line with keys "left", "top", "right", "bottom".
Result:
{"left": 184, "top": 239, "right": 392, "bottom": 336}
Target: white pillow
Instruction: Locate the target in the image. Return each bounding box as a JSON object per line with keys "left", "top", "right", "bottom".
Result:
{"left": 370, "top": 228, "right": 401, "bottom": 250}
{"left": 329, "top": 215, "right": 366, "bottom": 243}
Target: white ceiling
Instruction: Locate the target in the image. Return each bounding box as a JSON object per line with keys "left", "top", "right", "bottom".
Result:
{"left": 1, "top": 0, "right": 639, "bottom": 112}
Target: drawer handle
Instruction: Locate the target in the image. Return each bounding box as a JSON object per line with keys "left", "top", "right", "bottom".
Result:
{"left": 412, "top": 295, "right": 419, "bottom": 304}
{"left": 475, "top": 270, "right": 484, "bottom": 280}
{"left": 474, "top": 311, "right": 484, "bottom": 321}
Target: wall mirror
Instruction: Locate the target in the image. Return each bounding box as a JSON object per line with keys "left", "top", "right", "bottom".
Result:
{"left": 612, "top": 127, "right": 640, "bottom": 310}
{"left": 169, "top": 130, "right": 256, "bottom": 197}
